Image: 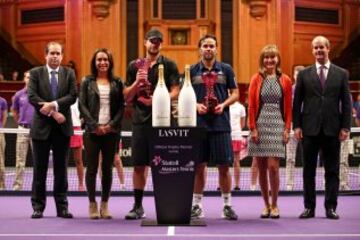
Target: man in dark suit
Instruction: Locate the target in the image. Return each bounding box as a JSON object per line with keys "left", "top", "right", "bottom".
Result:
{"left": 28, "top": 41, "right": 77, "bottom": 219}
{"left": 293, "top": 36, "right": 351, "bottom": 220}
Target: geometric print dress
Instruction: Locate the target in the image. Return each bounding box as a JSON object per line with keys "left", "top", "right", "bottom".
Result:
{"left": 248, "top": 76, "right": 286, "bottom": 158}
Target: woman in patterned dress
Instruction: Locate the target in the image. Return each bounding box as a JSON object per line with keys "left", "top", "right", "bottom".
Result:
{"left": 248, "top": 45, "right": 292, "bottom": 218}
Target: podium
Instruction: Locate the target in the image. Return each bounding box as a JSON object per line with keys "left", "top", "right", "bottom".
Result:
{"left": 141, "top": 127, "right": 206, "bottom": 226}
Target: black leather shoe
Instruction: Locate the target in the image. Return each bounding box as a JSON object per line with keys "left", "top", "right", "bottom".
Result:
{"left": 326, "top": 209, "right": 339, "bottom": 220}
{"left": 57, "top": 209, "right": 73, "bottom": 218}
{"left": 299, "top": 208, "right": 315, "bottom": 219}
{"left": 31, "top": 210, "right": 43, "bottom": 219}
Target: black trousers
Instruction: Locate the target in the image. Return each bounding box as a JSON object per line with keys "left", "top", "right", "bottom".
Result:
{"left": 302, "top": 131, "right": 340, "bottom": 210}
{"left": 84, "top": 132, "right": 118, "bottom": 202}
{"left": 31, "top": 127, "right": 70, "bottom": 213}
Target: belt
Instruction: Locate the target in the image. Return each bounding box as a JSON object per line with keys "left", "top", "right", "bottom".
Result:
{"left": 19, "top": 123, "right": 31, "bottom": 128}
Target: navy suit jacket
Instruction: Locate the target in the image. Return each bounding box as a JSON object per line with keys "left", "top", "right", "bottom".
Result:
{"left": 28, "top": 65, "right": 77, "bottom": 140}
{"left": 292, "top": 63, "right": 351, "bottom": 137}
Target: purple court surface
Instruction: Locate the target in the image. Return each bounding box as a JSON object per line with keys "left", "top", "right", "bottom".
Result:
{"left": 0, "top": 195, "right": 359, "bottom": 240}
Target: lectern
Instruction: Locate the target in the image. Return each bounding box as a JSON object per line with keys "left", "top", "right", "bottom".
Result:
{"left": 141, "top": 127, "right": 206, "bottom": 226}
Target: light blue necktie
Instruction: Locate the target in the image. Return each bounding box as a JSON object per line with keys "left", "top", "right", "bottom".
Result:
{"left": 50, "top": 70, "right": 58, "bottom": 98}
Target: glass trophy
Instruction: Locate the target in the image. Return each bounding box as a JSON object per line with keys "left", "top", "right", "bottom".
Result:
{"left": 202, "top": 71, "right": 218, "bottom": 113}
{"left": 135, "top": 58, "right": 152, "bottom": 100}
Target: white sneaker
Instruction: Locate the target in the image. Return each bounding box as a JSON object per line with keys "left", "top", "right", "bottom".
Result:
{"left": 125, "top": 205, "right": 146, "bottom": 220}
{"left": 286, "top": 185, "right": 294, "bottom": 191}
{"left": 250, "top": 185, "right": 256, "bottom": 191}
{"left": 222, "top": 206, "right": 238, "bottom": 220}
{"left": 191, "top": 204, "right": 204, "bottom": 219}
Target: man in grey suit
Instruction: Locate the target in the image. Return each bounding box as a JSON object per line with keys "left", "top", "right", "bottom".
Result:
{"left": 293, "top": 36, "right": 351, "bottom": 220}
{"left": 28, "top": 41, "right": 77, "bottom": 219}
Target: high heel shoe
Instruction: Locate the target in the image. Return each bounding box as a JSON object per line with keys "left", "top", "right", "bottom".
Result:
{"left": 260, "top": 207, "right": 270, "bottom": 218}
{"left": 270, "top": 206, "right": 280, "bottom": 219}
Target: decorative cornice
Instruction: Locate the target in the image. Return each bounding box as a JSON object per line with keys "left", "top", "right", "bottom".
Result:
{"left": 248, "top": 0, "right": 271, "bottom": 20}
{"left": 88, "top": 0, "right": 115, "bottom": 20}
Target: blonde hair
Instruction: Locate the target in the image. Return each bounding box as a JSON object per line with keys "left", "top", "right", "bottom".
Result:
{"left": 259, "top": 44, "right": 282, "bottom": 77}
{"left": 45, "top": 41, "right": 63, "bottom": 54}
{"left": 311, "top": 36, "right": 330, "bottom": 48}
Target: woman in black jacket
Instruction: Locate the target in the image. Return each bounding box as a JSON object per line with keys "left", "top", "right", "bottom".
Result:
{"left": 79, "top": 48, "right": 124, "bottom": 219}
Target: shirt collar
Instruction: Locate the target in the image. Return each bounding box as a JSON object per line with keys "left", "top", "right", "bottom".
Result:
{"left": 46, "top": 65, "right": 60, "bottom": 74}
{"left": 316, "top": 60, "right": 330, "bottom": 70}
{"left": 199, "top": 60, "right": 221, "bottom": 72}
{"left": 144, "top": 55, "right": 163, "bottom": 68}
{"left": 156, "top": 55, "right": 164, "bottom": 64}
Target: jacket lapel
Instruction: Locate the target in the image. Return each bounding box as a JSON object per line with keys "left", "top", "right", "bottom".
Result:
{"left": 89, "top": 79, "right": 100, "bottom": 95}
{"left": 324, "top": 64, "right": 335, "bottom": 91}
{"left": 42, "top": 66, "right": 52, "bottom": 97}
{"left": 57, "top": 66, "right": 66, "bottom": 97}
{"left": 310, "top": 65, "right": 322, "bottom": 92}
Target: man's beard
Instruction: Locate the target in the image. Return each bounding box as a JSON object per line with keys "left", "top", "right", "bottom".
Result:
{"left": 203, "top": 54, "right": 214, "bottom": 61}
{"left": 148, "top": 48, "right": 159, "bottom": 56}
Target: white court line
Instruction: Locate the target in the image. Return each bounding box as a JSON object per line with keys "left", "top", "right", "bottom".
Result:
{"left": 167, "top": 226, "right": 175, "bottom": 236}
{"left": 0, "top": 233, "right": 360, "bottom": 238}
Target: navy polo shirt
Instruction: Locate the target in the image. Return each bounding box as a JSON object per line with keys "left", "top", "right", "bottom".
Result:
{"left": 190, "top": 61, "right": 237, "bottom": 132}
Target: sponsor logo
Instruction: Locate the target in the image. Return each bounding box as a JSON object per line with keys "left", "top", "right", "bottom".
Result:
{"left": 158, "top": 129, "right": 190, "bottom": 137}
{"left": 119, "top": 147, "right": 132, "bottom": 157}
{"left": 152, "top": 155, "right": 162, "bottom": 166}
{"left": 152, "top": 157, "right": 194, "bottom": 175}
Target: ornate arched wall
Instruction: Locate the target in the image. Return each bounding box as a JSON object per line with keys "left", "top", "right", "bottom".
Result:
{"left": 0, "top": 0, "right": 359, "bottom": 89}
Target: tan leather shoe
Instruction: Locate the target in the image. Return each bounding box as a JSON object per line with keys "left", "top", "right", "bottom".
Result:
{"left": 89, "top": 202, "right": 100, "bottom": 219}
{"left": 100, "top": 201, "right": 112, "bottom": 219}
